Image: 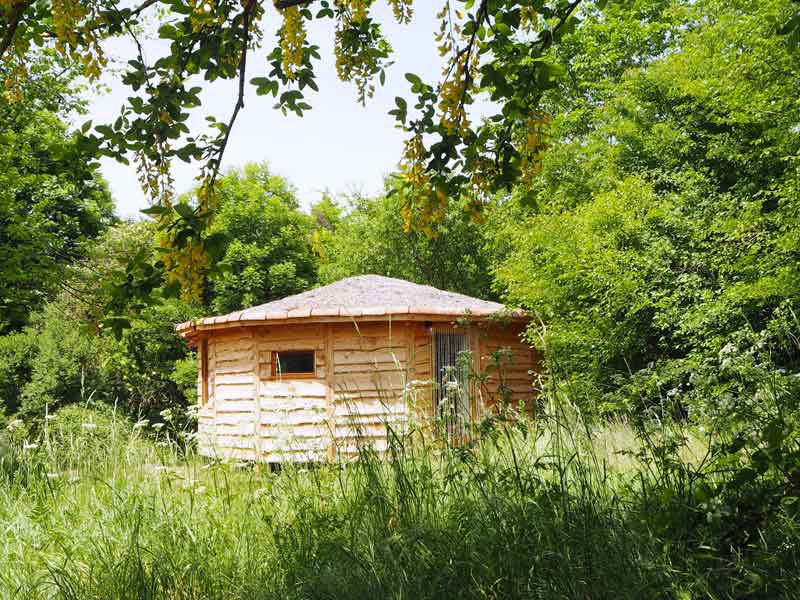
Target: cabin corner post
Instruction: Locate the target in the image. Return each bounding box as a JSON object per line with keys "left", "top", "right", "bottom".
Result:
{"left": 197, "top": 336, "right": 206, "bottom": 409}
{"left": 209, "top": 335, "right": 218, "bottom": 453}
{"left": 325, "top": 323, "right": 336, "bottom": 462}
{"left": 468, "top": 325, "right": 481, "bottom": 421}
{"left": 251, "top": 328, "right": 262, "bottom": 461}
{"left": 404, "top": 322, "right": 415, "bottom": 429}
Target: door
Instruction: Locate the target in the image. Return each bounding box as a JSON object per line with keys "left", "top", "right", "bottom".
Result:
{"left": 433, "top": 331, "right": 471, "bottom": 439}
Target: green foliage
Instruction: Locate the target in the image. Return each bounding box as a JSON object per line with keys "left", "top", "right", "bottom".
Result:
{"left": 3, "top": 300, "right": 113, "bottom": 419}
{"left": 487, "top": 0, "right": 800, "bottom": 559}
{"left": 0, "top": 220, "right": 199, "bottom": 424}
{"left": 494, "top": 0, "right": 800, "bottom": 411}
{"left": 111, "top": 300, "right": 199, "bottom": 421}
{"left": 170, "top": 356, "right": 198, "bottom": 407}
{"left": 320, "top": 183, "right": 496, "bottom": 299}
{"left": 0, "top": 399, "right": 798, "bottom": 598}
{"left": 206, "top": 163, "right": 317, "bottom": 313}
{"left": 0, "top": 329, "right": 37, "bottom": 417}
{"left": 0, "top": 60, "right": 115, "bottom": 333}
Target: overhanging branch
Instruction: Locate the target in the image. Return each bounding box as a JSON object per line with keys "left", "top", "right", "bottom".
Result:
{"left": 207, "top": 0, "right": 257, "bottom": 189}
{"left": 0, "top": 0, "right": 32, "bottom": 60}
{"left": 274, "top": 0, "right": 315, "bottom": 9}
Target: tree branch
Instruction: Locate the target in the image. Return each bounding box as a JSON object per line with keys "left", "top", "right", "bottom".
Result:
{"left": 129, "top": 0, "right": 161, "bottom": 18}
{"left": 274, "top": 0, "right": 314, "bottom": 8}
{"left": 0, "top": 0, "right": 32, "bottom": 60}
{"left": 207, "top": 0, "right": 257, "bottom": 189}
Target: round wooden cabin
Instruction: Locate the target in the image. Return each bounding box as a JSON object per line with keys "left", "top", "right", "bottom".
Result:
{"left": 176, "top": 275, "right": 538, "bottom": 462}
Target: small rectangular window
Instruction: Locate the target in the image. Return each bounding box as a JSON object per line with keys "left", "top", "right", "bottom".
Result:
{"left": 273, "top": 350, "right": 315, "bottom": 377}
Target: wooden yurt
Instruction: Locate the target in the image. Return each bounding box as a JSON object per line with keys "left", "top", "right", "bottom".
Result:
{"left": 176, "top": 275, "right": 538, "bottom": 462}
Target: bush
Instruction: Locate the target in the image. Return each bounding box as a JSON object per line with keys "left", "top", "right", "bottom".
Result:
{"left": 0, "top": 329, "right": 37, "bottom": 416}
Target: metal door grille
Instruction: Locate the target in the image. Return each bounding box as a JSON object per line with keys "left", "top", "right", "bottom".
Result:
{"left": 433, "top": 332, "right": 471, "bottom": 440}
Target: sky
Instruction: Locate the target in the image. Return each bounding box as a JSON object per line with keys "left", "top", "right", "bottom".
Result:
{"left": 84, "top": 4, "right": 449, "bottom": 218}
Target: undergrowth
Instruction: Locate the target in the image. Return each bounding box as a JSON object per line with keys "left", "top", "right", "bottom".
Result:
{"left": 0, "top": 395, "right": 797, "bottom": 599}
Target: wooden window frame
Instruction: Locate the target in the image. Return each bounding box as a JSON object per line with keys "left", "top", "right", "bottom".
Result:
{"left": 270, "top": 350, "right": 317, "bottom": 380}
{"left": 200, "top": 338, "right": 209, "bottom": 405}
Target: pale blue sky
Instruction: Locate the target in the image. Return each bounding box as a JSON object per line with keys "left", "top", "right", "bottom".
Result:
{"left": 86, "top": 3, "right": 451, "bottom": 218}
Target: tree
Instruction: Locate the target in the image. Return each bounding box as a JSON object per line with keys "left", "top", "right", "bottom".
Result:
{"left": 0, "top": 53, "right": 116, "bottom": 333}
{"left": 0, "top": 219, "right": 202, "bottom": 421}
{"left": 3, "top": 1, "right": 800, "bottom": 304}
{"left": 205, "top": 163, "right": 317, "bottom": 313}
{"left": 319, "top": 180, "right": 496, "bottom": 299}
{"left": 490, "top": 0, "right": 800, "bottom": 411}
{"left": 0, "top": 0, "right": 633, "bottom": 300}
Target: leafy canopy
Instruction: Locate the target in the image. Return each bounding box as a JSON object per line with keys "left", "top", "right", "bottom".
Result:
{"left": 205, "top": 163, "right": 317, "bottom": 313}
{"left": 319, "top": 179, "right": 496, "bottom": 299}
{"left": 0, "top": 0, "right": 619, "bottom": 299}
{"left": 0, "top": 53, "right": 115, "bottom": 333}
{"left": 492, "top": 0, "right": 800, "bottom": 412}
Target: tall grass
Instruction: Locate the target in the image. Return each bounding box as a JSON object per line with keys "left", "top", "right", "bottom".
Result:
{"left": 0, "top": 395, "right": 797, "bottom": 599}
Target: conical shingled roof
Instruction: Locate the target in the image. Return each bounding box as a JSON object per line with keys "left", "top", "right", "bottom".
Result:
{"left": 177, "top": 275, "right": 523, "bottom": 334}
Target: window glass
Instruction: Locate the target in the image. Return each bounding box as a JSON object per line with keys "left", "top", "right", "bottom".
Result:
{"left": 275, "top": 350, "right": 315, "bottom": 375}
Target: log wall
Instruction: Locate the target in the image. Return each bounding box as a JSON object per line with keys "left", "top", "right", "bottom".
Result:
{"left": 330, "top": 321, "right": 412, "bottom": 458}
{"left": 195, "top": 319, "right": 538, "bottom": 462}
{"left": 476, "top": 322, "right": 539, "bottom": 413}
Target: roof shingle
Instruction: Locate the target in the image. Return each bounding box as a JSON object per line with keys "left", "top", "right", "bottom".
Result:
{"left": 177, "top": 275, "right": 522, "bottom": 333}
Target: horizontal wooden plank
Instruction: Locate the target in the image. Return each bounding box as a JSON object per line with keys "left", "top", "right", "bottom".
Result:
{"left": 197, "top": 446, "right": 258, "bottom": 461}
{"left": 333, "top": 399, "right": 406, "bottom": 417}
{"left": 260, "top": 450, "right": 327, "bottom": 462}
{"left": 215, "top": 337, "right": 254, "bottom": 350}
{"left": 206, "top": 422, "right": 261, "bottom": 436}
{"left": 214, "top": 383, "right": 256, "bottom": 400}
{"left": 334, "top": 424, "right": 396, "bottom": 439}
{"left": 261, "top": 423, "right": 330, "bottom": 439}
{"left": 260, "top": 409, "right": 327, "bottom": 426}
{"left": 214, "top": 373, "right": 253, "bottom": 386}
{"left": 214, "top": 361, "right": 252, "bottom": 375}
{"left": 200, "top": 435, "right": 260, "bottom": 450}
{"left": 334, "top": 389, "right": 407, "bottom": 400}
{"left": 260, "top": 380, "right": 328, "bottom": 397}
{"left": 215, "top": 335, "right": 254, "bottom": 345}
{"left": 335, "top": 439, "right": 390, "bottom": 454}
{"left": 262, "top": 400, "right": 327, "bottom": 413}
{"left": 210, "top": 412, "right": 258, "bottom": 426}
{"left": 200, "top": 435, "right": 330, "bottom": 454}
{"left": 333, "top": 364, "right": 407, "bottom": 376}
{"left": 216, "top": 399, "right": 257, "bottom": 412}
{"left": 215, "top": 350, "right": 254, "bottom": 364}
{"left": 257, "top": 340, "right": 324, "bottom": 353}
{"left": 335, "top": 348, "right": 406, "bottom": 365}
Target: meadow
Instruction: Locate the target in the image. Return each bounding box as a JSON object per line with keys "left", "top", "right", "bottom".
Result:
{"left": 1, "top": 397, "right": 797, "bottom": 600}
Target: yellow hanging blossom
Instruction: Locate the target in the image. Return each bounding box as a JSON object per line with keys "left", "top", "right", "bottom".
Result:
{"left": 438, "top": 53, "right": 475, "bottom": 136}
{"left": 519, "top": 5, "right": 539, "bottom": 34}
{"left": 398, "top": 131, "right": 450, "bottom": 233}
{"left": 434, "top": 1, "right": 477, "bottom": 137}
{"left": 2, "top": 60, "right": 26, "bottom": 103}
{"left": 388, "top": 0, "right": 413, "bottom": 24}
{"left": 335, "top": 0, "right": 368, "bottom": 22}
{"left": 279, "top": 5, "right": 307, "bottom": 80}
{"left": 51, "top": 0, "right": 107, "bottom": 80}
{"left": 519, "top": 113, "right": 553, "bottom": 187}
{"left": 158, "top": 182, "right": 221, "bottom": 303}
